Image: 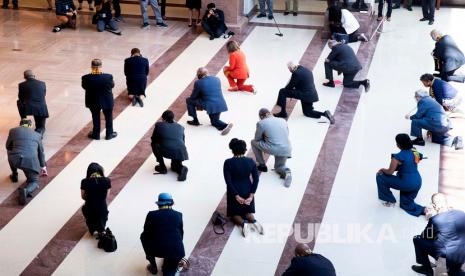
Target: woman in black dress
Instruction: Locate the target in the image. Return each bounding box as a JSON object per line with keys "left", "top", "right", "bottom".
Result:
{"left": 223, "top": 138, "right": 262, "bottom": 237}
{"left": 81, "top": 162, "right": 111, "bottom": 236}
{"left": 186, "top": 0, "right": 201, "bottom": 27}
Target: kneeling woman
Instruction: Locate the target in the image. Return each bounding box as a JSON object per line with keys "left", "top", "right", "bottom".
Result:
{"left": 224, "top": 138, "right": 262, "bottom": 237}
{"left": 376, "top": 134, "right": 425, "bottom": 217}
{"left": 223, "top": 41, "right": 255, "bottom": 94}
{"left": 81, "top": 162, "right": 111, "bottom": 235}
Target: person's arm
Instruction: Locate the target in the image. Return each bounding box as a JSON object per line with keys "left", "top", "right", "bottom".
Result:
{"left": 145, "top": 59, "right": 149, "bottom": 76}
{"left": 250, "top": 162, "right": 259, "bottom": 194}
{"left": 37, "top": 138, "right": 46, "bottom": 169}
{"left": 434, "top": 82, "right": 446, "bottom": 104}
{"left": 81, "top": 189, "right": 86, "bottom": 200}
{"left": 254, "top": 122, "right": 264, "bottom": 141}
{"left": 285, "top": 72, "right": 298, "bottom": 90}
{"left": 109, "top": 75, "right": 115, "bottom": 89}
{"left": 180, "top": 214, "right": 184, "bottom": 240}
{"left": 5, "top": 131, "right": 13, "bottom": 151}
{"left": 223, "top": 161, "right": 238, "bottom": 196}
{"left": 190, "top": 81, "right": 201, "bottom": 100}
{"left": 410, "top": 101, "right": 426, "bottom": 120}
{"left": 123, "top": 60, "right": 129, "bottom": 77}
{"left": 377, "top": 157, "right": 400, "bottom": 176}
{"left": 326, "top": 47, "right": 338, "bottom": 63}
{"left": 217, "top": 10, "right": 225, "bottom": 22}
{"left": 151, "top": 124, "right": 160, "bottom": 145}
{"left": 421, "top": 219, "right": 436, "bottom": 240}
{"left": 225, "top": 53, "right": 237, "bottom": 72}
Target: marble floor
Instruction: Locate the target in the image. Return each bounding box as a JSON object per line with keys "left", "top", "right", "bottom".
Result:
{"left": 0, "top": 5, "right": 464, "bottom": 276}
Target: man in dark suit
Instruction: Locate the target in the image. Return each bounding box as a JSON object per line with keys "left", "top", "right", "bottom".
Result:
{"left": 323, "top": 40, "right": 370, "bottom": 92}
{"left": 282, "top": 243, "right": 336, "bottom": 276}
{"left": 124, "top": 48, "right": 149, "bottom": 107}
{"left": 420, "top": 0, "right": 435, "bottom": 25}
{"left": 18, "top": 70, "right": 49, "bottom": 135}
{"left": 411, "top": 193, "right": 465, "bottom": 276}
{"left": 82, "top": 59, "right": 117, "bottom": 140}
{"left": 431, "top": 30, "right": 465, "bottom": 83}
{"left": 6, "top": 119, "right": 48, "bottom": 205}
{"left": 151, "top": 110, "right": 189, "bottom": 181}
{"left": 186, "top": 67, "right": 233, "bottom": 135}
{"left": 201, "top": 3, "right": 232, "bottom": 40}
{"left": 274, "top": 62, "right": 335, "bottom": 124}
{"left": 141, "top": 193, "right": 185, "bottom": 276}
{"left": 420, "top": 73, "right": 461, "bottom": 112}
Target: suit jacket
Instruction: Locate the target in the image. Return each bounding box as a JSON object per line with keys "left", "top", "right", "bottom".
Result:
{"left": 202, "top": 9, "right": 227, "bottom": 34}
{"left": 430, "top": 78, "right": 458, "bottom": 104}
{"left": 282, "top": 254, "right": 337, "bottom": 276}
{"left": 6, "top": 126, "right": 46, "bottom": 173}
{"left": 285, "top": 66, "right": 319, "bottom": 103}
{"left": 254, "top": 117, "right": 292, "bottom": 158}
{"left": 140, "top": 209, "right": 185, "bottom": 259}
{"left": 18, "top": 78, "right": 49, "bottom": 118}
{"left": 327, "top": 44, "right": 362, "bottom": 73}
{"left": 410, "top": 96, "right": 449, "bottom": 128}
{"left": 225, "top": 50, "right": 249, "bottom": 80}
{"left": 151, "top": 121, "right": 189, "bottom": 161}
{"left": 55, "top": 0, "right": 75, "bottom": 16}
{"left": 82, "top": 73, "right": 115, "bottom": 110}
{"left": 420, "top": 210, "right": 465, "bottom": 264}
{"left": 190, "top": 76, "right": 228, "bottom": 115}
{"left": 433, "top": 35, "right": 465, "bottom": 73}
{"left": 124, "top": 55, "right": 149, "bottom": 96}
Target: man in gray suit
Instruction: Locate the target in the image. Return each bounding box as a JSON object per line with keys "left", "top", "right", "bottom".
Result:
{"left": 251, "top": 108, "right": 292, "bottom": 188}
{"left": 17, "top": 70, "right": 49, "bottom": 135}
{"left": 6, "top": 119, "right": 47, "bottom": 205}
{"left": 151, "top": 110, "right": 189, "bottom": 181}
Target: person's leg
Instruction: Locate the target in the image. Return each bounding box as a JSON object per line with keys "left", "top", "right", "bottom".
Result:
{"left": 413, "top": 236, "right": 434, "bottom": 271}
{"left": 226, "top": 74, "right": 238, "bottom": 88}
{"left": 274, "top": 156, "right": 289, "bottom": 177}
{"left": 102, "top": 108, "right": 114, "bottom": 137}
{"left": 209, "top": 113, "right": 228, "bottom": 130}
{"left": 148, "top": 0, "right": 163, "bottom": 23}
{"left": 421, "top": 0, "right": 428, "bottom": 19}
{"left": 276, "top": 88, "right": 289, "bottom": 114}
{"left": 378, "top": 0, "right": 384, "bottom": 17}
{"left": 399, "top": 187, "right": 424, "bottom": 216}
{"left": 171, "top": 159, "right": 182, "bottom": 174}
{"left": 152, "top": 145, "right": 166, "bottom": 168}
{"left": 90, "top": 108, "right": 101, "bottom": 137}
{"left": 231, "top": 215, "right": 245, "bottom": 226}
{"left": 293, "top": 0, "right": 298, "bottom": 12}
{"left": 428, "top": 0, "right": 435, "bottom": 21}
{"left": 410, "top": 119, "right": 428, "bottom": 139}
{"left": 188, "top": 8, "right": 193, "bottom": 25}
{"left": 301, "top": 102, "right": 325, "bottom": 118}
{"left": 445, "top": 69, "right": 465, "bottom": 83}
{"left": 342, "top": 71, "right": 359, "bottom": 88}
{"left": 162, "top": 258, "right": 182, "bottom": 276}
{"left": 267, "top": 0, "right": 273, "bottom": 16}
{"left": 258, "top": 0, "right": 266, "bottom": 15}
{"left": 201, "top": 21, "right": 215, "bottom": 37}
{"left": 140, "top": 0, "right": 149, "bottom": 25}
{"left": 159, "top": 0, "right": 166, "bottom": 17}
{"left": 107, "top": 19, "right": 120, "bottom": 31}
{"left": 186, "top": 97, "right": 198, "bottom": 120}
{"left": 236, "top": 79, "right": 254, "bottom": 92}
{"left": 113, "top": 0, "right": 121, "bottom": 18}
{"left": 97, "top": 20, "right": 106, "bottom": 32}
{"left": 324, "top": 62, "right": 334, "bottom": 82}
{"left": 376, "top": 173, "right": 397, "bottom": 203}
{"left": 446, "top": 259, "right": 464, "bottom": 275}
{"left": 23, "top": 168, "right": 40, "bottom": 195}
{"left": 251, "top": 140, "right": 266, "bottom": 166}
{"left": 34, "top": 116, "right": 46, "bottom": 135}
{"left": 9, "top": 162, "right": 18, "bottom": 181}
{"left": 386, "top": 0, "right": 392, "bottom": 18}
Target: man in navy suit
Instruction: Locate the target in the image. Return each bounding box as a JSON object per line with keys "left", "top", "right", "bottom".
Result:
{"left": 431, "top": 30, "right": 465, "bottom": 83}
{"left": 141, "top": 193, "right": 185, "bottom": 276}
{"left": 82, "top": 59, "right": 117, "bottom": 140}
{"left": 420, "top": 73, "right": 461, "bottom": 112}
{"left": 411, "top": 193, "right": 465, "bottom": 276}
{"left": 323, "top": 40, "right": 370, "bottom": 92}
{"left": 282, "top": 243, "right": 336, "bottom": 276}
{"left": 18, "top": 70, "right": 49, "bottom": 135}
{"left": 186, "top": 67, "right": 233, "bottom": 135}
{"left": 124, "top": 48, "right": 149, "bottom": 107}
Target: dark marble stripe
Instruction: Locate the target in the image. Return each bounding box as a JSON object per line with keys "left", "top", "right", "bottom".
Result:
{"left": 21, "top": 25, "right": 255, "bottom": 276}
{"left": 0, "top": 29, "right": 199, "bottom": 231}
{"left": 274, "top": 16, "right": 382, "bottom": 276}
{"left": 184, "top": 30, "right": 328, "bottom": 276}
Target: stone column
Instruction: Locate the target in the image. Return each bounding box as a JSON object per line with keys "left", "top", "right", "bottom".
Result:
{"left": 202, "top": 0, "right": 249, "bottom": 33}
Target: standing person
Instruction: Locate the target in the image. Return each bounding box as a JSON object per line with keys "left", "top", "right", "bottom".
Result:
{"left": 327, "top": 5, "right": 368, "bottom": 43}
{"left": 284, "top": 0, "right": 298, "bottom": 16}
{"left": 420, "top": 0, "right": 435, "bottom": 25}
{"left": 112, "top": 0, "right": 122, "bottom": 21}
{"left": 251, "top": 108, "right": 292, "bottom": 188}
{"left": 80, "top": 163, "right": 111, "bottom": 236}
{"left": 323, "top": 40, "right": 370, "bottom": 91}
{"left": 94, "top": 0, "right": 121, "bottom": 34}
{"left": 431, "top": 30, "right": 465, "bottom": 83}
{"left": 17, "top": 70, "right": 49, "bottom": 136}
{"left": 274, "top": 62, "right": 334, "bottom": 124}
{"left": 141, "top": 193, "right": 185, "bottom": 276}
{"left": 185, "top": 67, "right": 234, "bottom": 135}
{"left": 140, "top": 0, "right": 168, "bottom": 29}
{"left": 411, "top": 193, "right": 465, "bottom": 276}
{"left": 52, "top": 0, "right": 77, "bottom": 32}
{"left": 77, "top": 0, "right": 93, "bottom": 10}
{"left": 159, "top": 0, "right": 166, "bottom": 19}
{"left": 124, "top": 48, "right": 149, "bottom": 107}
{"left": 186, "top": 0, "right": 200, "bottom": 27}
{"left": 224, "top": 138, "right": 262, "bottom": 238}
{"left": 46, "top": 0, "right": 53, "bottom": 10}
{"left": 420, "top": 73, "right": 461, "bottom": 112}
{"left": 282, "top": 244, "right": 337, "bottom": 276}
{"left": 6, "top": 119, "right": 47, "bottom": 205}
{"left": 2, "top": 0, "right": 18, "bottom": 9}
{"left": 257, "top": 0, "right": 274, "bottom": 20}
{"left": 377, "top": 0, "right": 393, "bottom": 22}
{"left": 223, "top": 41, "right": 255, "bottom": 94}
{"left": 376, "top": 133, "right": 425, "bottom": 217}
{"left": 82, "top": 59, "right": 118, "bottom": 140}
{"left": 201, "top": 3, "right": 232, "bottom": 40}
{"left": 151, "top": 110, "right": 189, "bottom": 181}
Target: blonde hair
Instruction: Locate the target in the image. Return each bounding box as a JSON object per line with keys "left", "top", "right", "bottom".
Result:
{"left": 226, "top": 41, "right": 240, "bottom": 53}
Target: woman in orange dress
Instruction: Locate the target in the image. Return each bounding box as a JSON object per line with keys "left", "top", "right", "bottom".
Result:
{"left": 223, "top": 41, "right": 255, "bottom": 94}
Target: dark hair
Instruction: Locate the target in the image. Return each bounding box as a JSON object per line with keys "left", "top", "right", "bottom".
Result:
{"left": 328, "top": 5, "right": 342, "bottom": 23}
{"left": 395, "top": 134, "right": 413, "bottom": 150}
{"left": 162, "top": 110, "right": 175, "bottom": 123}
{"left": 229, "top": 138, "right": 247, "bottom": 156}
{"left": 19, "top": 118, "right": 32, "bottom": 127}
{"left": 86, "top": 162, "right": 105, "bottom": 178}
{"left": 207, "top": 3, "right": 215, "bottom": 9}
{"left": 420, "top": 73, "right": 434, "bottom": 82}
{"left": 131, "top": 48, "right": 141, "bottom": 55}
{"left": 91, "top": 59, "right": 102, "bottom": 67}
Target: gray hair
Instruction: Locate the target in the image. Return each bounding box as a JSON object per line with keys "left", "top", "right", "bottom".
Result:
{"left": 328, "top": 40, "right": 338, "bottom": 49}
{"left": 287, "top": 61, "right": 298, "bottom": 71}
{"left": 258, "top": 108, "right": 270, "bottom": 119}
{"left": 23, "top": 70, "right": 34, "bottom": 79}
{"left": 415, "top": 89, "right": 429, "bottom": 98}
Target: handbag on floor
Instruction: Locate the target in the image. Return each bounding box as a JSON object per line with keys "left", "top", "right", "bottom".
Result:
{"left": 211, "top": 211, "right": 227, "bottom": 235}
{"left": 97, "top": 227, "right": 117, "bottom": 252}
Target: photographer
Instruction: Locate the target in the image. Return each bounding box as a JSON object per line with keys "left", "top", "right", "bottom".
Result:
{"left": 93, "top": 0, "right": 121, "bottom": 34}
{"left": 201, "top": 3, "right": 233, "bottom": 40}
{"left": 52, "top": 0, "right": 77, "bottom": 33}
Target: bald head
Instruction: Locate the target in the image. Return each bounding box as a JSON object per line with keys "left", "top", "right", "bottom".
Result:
{"left": 197, "top": 67, "right": 208, "bottom": 79}
{"left": 430, "top": 30, "right": 442, "bottom": 41}
{"left": 295, "top": 244, "right": 312, "bottom": 257}
{"left": 23, "top": 70, "right": 35, "bottom": 79}
{"left": 432, "top": 193, "right": 448, "bottom": 212}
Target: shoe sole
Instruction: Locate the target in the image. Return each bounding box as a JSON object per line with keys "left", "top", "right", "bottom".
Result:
{"left": 18, "top": 189, "right": 27, "bottom": 205}
{"left": 178, "top": 167, "right": 188, "bottom": 181}
{"left": 221, "top": 124, "right": 233, "bottom": 135}
{"left": 284, "top": 173, "right": 292, "bottom": 188}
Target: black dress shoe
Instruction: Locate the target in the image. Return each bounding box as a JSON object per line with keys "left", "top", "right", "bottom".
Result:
{"left": 257, "top": 165, "right": 268, "bottom": 172}
{"left": 428, "top": 20, "right": 434, "bottom": 25}
{"left": 324, "top": 110, "right": 335, "bottom": 124}
{"left": 453, "top": 136, "right": 463, "bottom": 150}
{"left": 18, "top": 188, "right": 27, "bottom": 205}
{"left": 105, "top": 132, "right": 118, "bottom": 140}
{"left": 13, "top": 4, "right": 18, "bottom": 9}
{"left": 323, "top": 81, "right": 335, "bottom": 88}
{"left": 154, "top": 165, "right": 168, "bottom": 174}
{"left": 273, "top": 112, "right": 288, "bottom": 118}
{"left": 364, "top": 79, "right": 371, "bottom": 92}
{"left": 137, "top": 97, "right": 144, "bottom": 107}
{"left": 257, "top": 13, "right": 266, "bottom": 18}
{"left": 411, "top": 265, "right": 433, "bottom": 276}
{"left": 419, "top": 18, "right": 428, "bottom": 21}
{"left": 283, "top": 11, "right": 289, "bottom": 15}
{"left": 412, "top": 138, "right": 426, "bottom": 146}
{"left": 177, "top": 166, "right": 188, "bottom": 181}
{"left": 392, "top": 4, "right": 400, "bottom": 9}
{"left": 147, "top": 264, "right": 158, "bottom": 275}
{"left": 1, "top": 5, "right": 8, "bottom": 8}
{"left": 187, "top": 119, "right": 200, "bottom": 126}
{"left": 407, "top": 6, "right": 412, "bottom": 11}
{"left": 87, "top": 132, "right": 100, "bottom": 140}
{"left": 10, "top": 173, "right": 18, "bottom": 183}
{"left": 293, "top": 12, "right": 298, "bottom": 16}
{"left": 268, "top": 15, "right": 274, "bottom": 20}
{"left": 131, "top": 97, "right": 137, "bottom": 106}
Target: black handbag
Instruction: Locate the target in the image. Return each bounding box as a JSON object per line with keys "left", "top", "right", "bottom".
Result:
{"left": 211, "top": 211, "right": 227, "bottom": 235}
{"left": 97, "top": 227, "right": 117, "bottom": 252}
